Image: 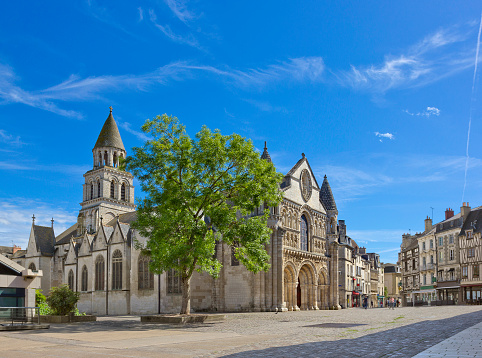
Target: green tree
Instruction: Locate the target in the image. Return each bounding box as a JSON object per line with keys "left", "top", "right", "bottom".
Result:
{"left": 384, "top": 286, "right": 388, "bottom": 298}
{"left": 46, "top": 285, "right": 80, "bottom": 316}
{"left": 125, "top": 114, "right": 283, "bottom": 314}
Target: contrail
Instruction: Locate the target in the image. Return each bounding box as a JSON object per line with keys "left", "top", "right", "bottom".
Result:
{"left": 462, "top": 13, "right": 482, "bottom": 202}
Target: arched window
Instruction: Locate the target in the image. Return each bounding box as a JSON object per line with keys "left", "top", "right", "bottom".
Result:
{"left": 112, "top": 250, "right": 123, "bottom": 290}
{"left": 90, "top": 183, "right": 94, "bottom": 200}
{"left": 95, "top": 256, "right": 105, "bottom": 291}
{"left": 28, "top": 262, "right": 36, "bottom": 271}
{"left": 68, "top": 269, "right": 74, "bottom": 291}
{"left": 138, "top": 255, "right": 154, "bottom": 290}
{"left": 104, "top": 151, "right": 108, "bottom": 166}
{"left": 81, "top": 265, "right": 88, "bottom": 292}
{"left": 167, "top": 269, "right": 181, "bottom": 294}
{"left": 110, "top": 181, "right": 115, "bottom": 199}
{"left": 121, "top": 183, "right": 126, "bottom": 201}
{"left": 98, "top": 152, "right": 102, "bottom": 166}
{"left": 113, "top": 152, "right": 117, "bottom": 168}
{"left": 97, "top": 180, "right": 101, "bottom": 198}
{"left": 301, "top": 215, "right": 308, "bottom": 251}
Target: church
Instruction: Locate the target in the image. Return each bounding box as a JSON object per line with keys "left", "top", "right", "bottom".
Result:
{"left": 21, "top": 108, "right": 342, "bottom": 314}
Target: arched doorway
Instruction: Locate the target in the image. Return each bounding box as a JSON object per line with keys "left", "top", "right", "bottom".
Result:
{"left": 283, "top": 265, "right": 296, "bottom": 311}
{"left": 298, "top": 264, "right": 316, "bottom": 310}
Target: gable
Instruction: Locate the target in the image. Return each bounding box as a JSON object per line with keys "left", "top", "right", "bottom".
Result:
{"left": 78, "top": 234, "right": 92, "bottom": 257}
{"left": 26, "top": 226, "right": 39, "bottom": 257}
{"left": 93, "top": 227, "right": 108, "bottom": 251}
{"left": 65, "top": 241, "right": 77, "bottom": 265}
{"left": 109, "top": 223, "right": 126, "bottom": 244}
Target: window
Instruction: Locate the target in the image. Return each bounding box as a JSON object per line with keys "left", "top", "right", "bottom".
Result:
{"left": 28, "top": 262, "right": 36, "bottom": 271}
{"left": 231, "top": 245, "right": 239, "bottom": 266}
{"left": 468, "top": 247, "right": 475, "bottom": 258}
{"left": 121, "top": 183, "right": 126, "bottom": 201}
{"left": 423, "top": 274, "right": 427, "bottom": 285}
{"left": 449, "top": 270, "right": 454, "bottom": 281}
{"left": 449, "top": 235, "right": 454, "bottom": 244}
{"left": 110, "top": 181, "right": 115, "bottom": 199}
{"left": 300, "top": 215, "right": 309, "bottom": 251}
{"left": 430, "top": 240, "right": 433, "bottom": 249}
{"left": 439, "top": 237, "right": 443, "bottom": 246}
{"left": 97, "top": 181, "right": 101, "bottom": 198}
{"left": 104, "top": 151, "right": 108, "bottom": 166}
{"left": 462, "top": 266, "right": 468, "bottom": 277}
{"left": 167, "top": 269, "right": 181, "bottom": 294}
{"left": 430, "top": 255, "right": 434, "bottom": 264}
{"left": 412, "top": 259, "right": 416, "bottom": 269}
{"left": 467, "top": 230, "right": 474, "bottom": 239}
{"left": 95, "top": 256, "right": 105, "bottom": 291}
{"left": 474, "top": 265, "right": 480, "bottom": 278}
{"left": 138, "top": 255, "right": 154, "bottom": 290}
{"left": 422, "top": 242, "right": 426, "bottom": 251}
{"left": 422, "top": 257, "right": 426, "bottom": 268}
{"left": 113, "top": 153, "right": 117, "bottom": 167}
{"left": 98, "top": 152, "right": 102, "bottom": 166}
{"left": 81, "top": 265, "right": 88, "bottom": 292}
{"left": 431, "top": 273, "right": 435, "bottom": 283}
{"left": 439, "top": 251, "right": 444, "bottom": 262}
{"left": 112, "top": 250, "right": 123, "bottom": 290}
{"left": 449, "top": 249, "right": 454, "bottom": 261}
{"left": 90, "top": 183, "right": 93, "bottom": 200}
{"left": 68, "top": 269, "right": 74, "bottom": 291}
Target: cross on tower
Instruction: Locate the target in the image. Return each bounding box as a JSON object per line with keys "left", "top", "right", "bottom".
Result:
{"left": 109, "top": 106, "right": 113, "bottom": 113}
{"left": 32, "top": 214, "right": 35, "bottom": 224}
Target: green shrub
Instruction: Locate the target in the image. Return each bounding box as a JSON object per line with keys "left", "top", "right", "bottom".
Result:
{"left": 46, "top": 285, "right": 80, "bottom": 316}
{"left": 38, "top": 302, "right": 51, "bottom": 315}
{"left": 35, "top": 289, "right": 46, "bottom": 306}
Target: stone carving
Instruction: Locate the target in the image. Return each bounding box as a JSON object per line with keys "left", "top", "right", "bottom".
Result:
{"left": 300, "top": 169, "right": 312, "bottom": 202}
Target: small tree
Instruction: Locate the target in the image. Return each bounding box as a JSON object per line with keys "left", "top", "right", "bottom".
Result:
{"left": 46, "top": 285, "right": 80, "bottom": 316}
{"left": 125, "top": 114, "right": 283, "bottom": 314}
{"left": 384, "top": 286, "right": 388, "bottom": 298}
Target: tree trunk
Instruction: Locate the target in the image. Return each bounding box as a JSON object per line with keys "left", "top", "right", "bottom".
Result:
{"left": 180, "top": 273, "right": 191, "bottom": 315}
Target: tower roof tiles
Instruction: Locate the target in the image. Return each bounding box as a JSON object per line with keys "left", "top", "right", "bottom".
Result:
{"left": 94, "top": 108, "right": 125, "bottom": 151}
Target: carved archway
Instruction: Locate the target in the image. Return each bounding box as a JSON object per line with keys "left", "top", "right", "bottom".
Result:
{"left": 283, "top": 264, "right": 296, "bottom": 311}
{"left": 298, "top": 263, "right": 316, "bottom": 310}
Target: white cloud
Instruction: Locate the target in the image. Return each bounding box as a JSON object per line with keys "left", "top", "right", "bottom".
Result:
{"left": 164, "top": 0, "right": 195, "bottom": 25}
{"left": 138, "top": 7, "right": 144, "bottom": 22}
{"left": 0, "top": 58, "right": 324, "bottom": 117}
{"left": 118, "top": 121, "right": 151, "bottom": 142}
{"left": 149, "top": 9, "right": 200, "bottom": 49}
{"left": 0, "top": 129, "right": 23, "bottom": 146}
{"left": 404, "top": 106, "right": 441, "bottom": 117}
{"left": 375, "top": 132, "right": 395, "bottom": 140}
{"left": 0, "top": 198, "right": 77, "bottom": 248}
{"left": 339, "top": 25, "right": 478, "bottom": 92}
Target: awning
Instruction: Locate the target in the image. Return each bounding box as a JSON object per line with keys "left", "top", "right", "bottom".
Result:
{"left": 436, "top": 286, "right": 460, "bottom": 290}
{"left": 411, "top": 289, "right": 436, "bottom": 294}
{"left": 352, "top": 291, "right": 360, "bottom": 295}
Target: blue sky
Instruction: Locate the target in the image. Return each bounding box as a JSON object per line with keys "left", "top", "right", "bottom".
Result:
{"left": 1, "top": 1, "right": 482, "bottom": 264}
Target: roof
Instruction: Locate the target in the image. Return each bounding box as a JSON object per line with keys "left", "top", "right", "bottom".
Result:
{"left": 435, "top": 212, "right": 463, "bottom": 234}
{"left": 284, "top": 154, "right": 320, "bottom": 189}
{"left": 460, "top": 207, "right": 482, "bottom": 236}
{"left": 93, "top": 109, "right": 125, "bottom": 151}
{"left": 0, "top": 253, "right": 24, "bottom": 275}
{"left": 55, "top": 223, "right": 79, "bottom": 245}
{"left": 260, "top": 142, "right": 272, "bottom": 163}
{"left": 33, "top": 225, "right": 55, "bottom": 256}
{"left": 106, "top": 211, "right": 137, "bottom": 226}
{"left": 320, "top": 175, "right": 337, "bottom": 211}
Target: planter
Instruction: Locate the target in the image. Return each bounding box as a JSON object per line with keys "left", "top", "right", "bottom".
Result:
{"left": 141, "top": 313, "right": 226, "bottom": 325}
{"left": 40, "top": 315, "right": 96, "bottom": 323}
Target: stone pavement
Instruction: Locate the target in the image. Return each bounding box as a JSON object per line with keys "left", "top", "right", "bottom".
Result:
{"left": 0, "top": 306, "right": 481, "bottom": 357}
{"left": 413, "top": 320, "right": 482, "bottom": 358}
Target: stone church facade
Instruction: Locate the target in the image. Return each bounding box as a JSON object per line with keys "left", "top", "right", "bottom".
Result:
{"left": 22, "top": 109, "right": 342, "bottom": 314}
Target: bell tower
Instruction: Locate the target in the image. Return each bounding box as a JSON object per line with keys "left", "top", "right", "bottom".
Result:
{"left": 78, "top": 107, "right": 136, "bottom": 234}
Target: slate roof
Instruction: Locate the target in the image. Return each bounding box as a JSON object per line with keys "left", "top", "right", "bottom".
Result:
{"left": 55, "top": 223, "right": 79, "bottom": 245}
{"left": 106, "top": 211, "right": 137, "bottom": 226}
{"left": 33, "top": 225, "right": 55, "bottom": 256}
{"left": 260, "top": 142, "right": 272, "bottom": 163}
{"left": 435, "top": 212, "right": 463, "bottom": 234}
{"left": 94, "top": 110, "right": 125, "bottom": 151}
{"left": 384, "top": 265, "right": 396, "bottom": 273}
{"left": 460, "top": 207, "right": 482, "bottom": 236}
{"left": 320, "top": 175, "right": 337, "bottom": 211}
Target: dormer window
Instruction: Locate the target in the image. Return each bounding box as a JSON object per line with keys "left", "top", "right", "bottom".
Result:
{"left": 467, "top": 230, "right": 474, "bottom": 239}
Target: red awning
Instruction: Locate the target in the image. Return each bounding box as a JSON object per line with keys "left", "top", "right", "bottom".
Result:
{"left": 352, "top": 291, "right": 360, "bottom": 295}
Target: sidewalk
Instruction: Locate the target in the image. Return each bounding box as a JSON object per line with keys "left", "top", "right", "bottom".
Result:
{"left": 413, "top": 321, "right": 482, "bottom": 357}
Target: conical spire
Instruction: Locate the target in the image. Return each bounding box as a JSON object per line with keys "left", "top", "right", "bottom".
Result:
{"left": 260, "top": 141, "right": 272, "bottom": 163}
{"left": 94, "top": 107, "right": 125, "bottom": 151}
{"left": 320, "top": 175, "right": 337, "bottom": 211}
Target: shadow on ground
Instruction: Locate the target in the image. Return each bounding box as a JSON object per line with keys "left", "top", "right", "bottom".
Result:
{"left": 219, "top": 309, "right": 482, "bottom": 358}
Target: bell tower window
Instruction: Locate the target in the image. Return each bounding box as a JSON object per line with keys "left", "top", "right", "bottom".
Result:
{"left": 113, "top": 153, "right": 117, "bottom": 168}
{"left": 90, "top": 183, "right": 93, "bottom": 200}
{"left": 110, "top": 181, "right": 115, "bottom": 199}
{"left": 121, "top": 183, "right": 126, "bottom": 201}
{"left": 104, "top": 151, "right": 108, "bottom": 166}
{"left": 97, "top": 181, "right": 101, "bottom": 198}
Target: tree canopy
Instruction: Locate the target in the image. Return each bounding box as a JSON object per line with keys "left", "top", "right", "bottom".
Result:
{"left": 124, "top": 114, "right": 283, "bottom": 314}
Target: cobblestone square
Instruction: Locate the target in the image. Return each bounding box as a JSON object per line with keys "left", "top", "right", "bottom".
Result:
{"left": 1, "top": 306, "right": 481, "bottom": 357}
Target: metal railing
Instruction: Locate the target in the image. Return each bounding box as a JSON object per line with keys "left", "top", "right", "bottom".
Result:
{"left": 0, "top": 307, "right": 40, "bottom": 325}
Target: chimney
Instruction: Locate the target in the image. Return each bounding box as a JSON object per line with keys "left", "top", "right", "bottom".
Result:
{"left": 359, "top": 247, "right": 366, "bottom": 254}
{"left": 12, "top": 245, "right": 21, "bottom": 254}
{"left": 424, "top": 216, "right": 432, "bottom": 231}
{"left": 461, "top": 202, "right": 471, "bottom": 220}
{"left": 445, "top": 208, "right": 454, "bottom": 220}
